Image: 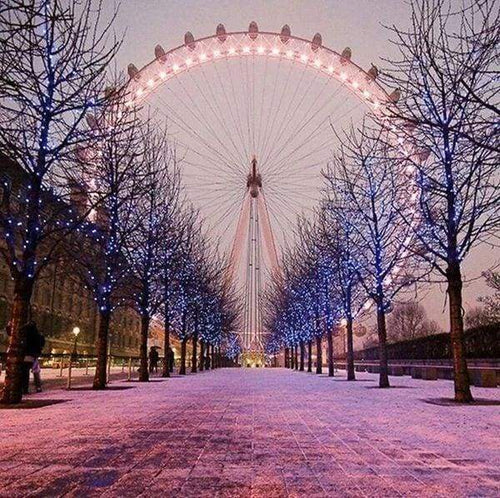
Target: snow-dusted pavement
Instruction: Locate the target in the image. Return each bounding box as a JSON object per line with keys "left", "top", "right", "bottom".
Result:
{"left": 1, "top": 368, "right": 499, "bottom": 497}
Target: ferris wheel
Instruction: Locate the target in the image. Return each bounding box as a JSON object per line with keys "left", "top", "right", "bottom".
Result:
{"left": 122, "top": 22, "right": 397, "bottom": 354}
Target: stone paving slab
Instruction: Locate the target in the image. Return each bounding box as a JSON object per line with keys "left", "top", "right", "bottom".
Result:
{"left": 0, "top": 368, "right": 499, "bottom": 497}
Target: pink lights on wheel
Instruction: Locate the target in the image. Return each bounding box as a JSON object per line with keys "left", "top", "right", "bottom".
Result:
{"left": 124, "top": 31, "right": 391, "bottom": 114}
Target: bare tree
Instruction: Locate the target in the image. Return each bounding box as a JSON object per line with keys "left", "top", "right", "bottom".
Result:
{"left": 73, "top": 108, "right": 149, "bottom": 389}
{"left": 476, "top": 270, "right": 500, "bottom": 323}
{"left": 326, "top": 124, "right": 420, "bottom": 388}
{"left": 0, "top": 0, "right": 119, "bottom": 403}
{"left": 319, "top": 191, "right": 366, "bottom": 381}
{"left": 126, "top": 126, "right": 180, "bottom": 382}
{"left": 387, "top": 301, "right": 442, "bottom": 342}
{"left": 383, "top": 0, "right": 500, "bottom": 401}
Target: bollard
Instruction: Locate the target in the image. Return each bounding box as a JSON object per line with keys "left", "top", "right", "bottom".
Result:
{"left": 67, "top": 360, "right": 72, "bottom": 390}
{"left": 59, "top": 355, "right": 64, "bottom": 377}
{"left": 85, "top": 359, "right": 89, "bottom": 375}
{"left": 127, "top": 357, "right": 132, "bottom": 381}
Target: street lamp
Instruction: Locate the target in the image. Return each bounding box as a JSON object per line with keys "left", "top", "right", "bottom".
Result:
{"left": 71, "top": 326, "right": 80, "bottom": 361}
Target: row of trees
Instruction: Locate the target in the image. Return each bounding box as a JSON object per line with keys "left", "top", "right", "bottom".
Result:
{"left": 0, "top": 0, "right": 240, "bottom": 404}
{"left": 265, "top": 0, "right": 499, "bottom": 402}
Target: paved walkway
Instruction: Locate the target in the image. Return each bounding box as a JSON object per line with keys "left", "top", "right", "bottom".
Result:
{"left": 1, "top": 369, "right": 499, "bottom": 497}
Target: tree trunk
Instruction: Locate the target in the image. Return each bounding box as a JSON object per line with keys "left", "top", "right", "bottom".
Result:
{"left": 191, "top": 330, "right": 198, "bottom": 373}
{"left": 179, "top": 338, "right": 187, "bottom": 375}
{"left": 161, "top": 315, "right": 170, "bottom": 377}
{"left": 315, "top": 336, "right": 322, "bottom": 374}
{"left": 299, "top": 341, "right": 305, "bottom": 371}
{"left": 211, "top": 344, "right": 215, "bottom": 369}
{"left": 447, "top": 262, "right": 473, "bottom": 402}
{"left": 294, "top": 346, "right": 298, "bottom": 370}
{"left": 376, "top": 308, "right": 390, "bottom": 388}
{"left": 138, "top": 314, "right": 150, "bottom": 382}
{"left": 327, "top": 329, "right": 334, "bottom": 377}
{"left": 284, "top": 347, "right": 289, "bottom": 368}
{"left": 93, "top": 311, "right": 111, "bottom": 389}
{"left": 1, "top": 283, "right": 32, "bottom": 404}
{"left": 290, "top": 346, "right": 295, "bottom": 369}
{"left": 307, "top": 341, "right": 312, "bottom": 372}
{"left": 346, "top": 317, "right": 355, "bottom": 381}
{"left": 199, "top": 341, "right": 205, "bottom": 371}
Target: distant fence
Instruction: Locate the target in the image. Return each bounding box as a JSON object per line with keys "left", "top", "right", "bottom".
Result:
{"left": 352, "top": 323, "right": 499, "bottom": 361}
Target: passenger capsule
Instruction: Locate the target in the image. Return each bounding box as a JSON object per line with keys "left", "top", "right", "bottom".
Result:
{"left": 127, "top": 63, "right": 140, "bottom": 79}
{"left": 104, "top": 86, "right": 116, "bottom": 100}
{"left": 155, "top": 44, "right": 166, "bottom": 61}
{"left": 311, "top": 33, "right": 322, "bottom": 51}
{"left": 85, "top": 114, "right": 99, "bottom": 130}
{"left": 417, "top": 147, "right": 431, "bottom": 162}
{"left": 184, "top": 31, "right": 196, "bottom": 50}
{"left": 280, "top": 24, "right": 291, "bottom": 44}
{"left": 216, "top": 23, "right": 227, "bottom": 42}
{"left": 340, "top": 47, "right": 352, "bottom": 64}
{"left": 389, "top": 88, "right": 401, "bottom": 103}
{"left": 366, "top": 64, "right": 378, "bottom": 81}
{"left": 248, "top": 21, "right": 258, "bottom": 40}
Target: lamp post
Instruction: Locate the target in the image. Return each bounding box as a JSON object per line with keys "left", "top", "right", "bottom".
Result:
{"left": 71, "top": 326, "right": 80, "bottom": 361}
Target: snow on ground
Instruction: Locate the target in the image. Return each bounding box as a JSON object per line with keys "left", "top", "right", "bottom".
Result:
{"left": 0, "top": 368, "right": 499, "bottom": 497}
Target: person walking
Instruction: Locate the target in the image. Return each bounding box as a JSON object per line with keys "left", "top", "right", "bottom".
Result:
{"left": 149, "top": 346, "right": 159, "bottom": 373}
{"left": 22, "top": 321, "right": 45, "bottom": 394}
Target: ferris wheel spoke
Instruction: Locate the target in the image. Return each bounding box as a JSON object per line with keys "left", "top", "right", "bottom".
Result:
{"left": 222, "top": 58, "right": 252, "bottom": 162}
{"left": 210, "top": 61, "right": 251, "bottom": 166}
{"left": 260, "top": 63, "right": 322, "bottom": 167}
{"left": 189, "top": 64, "right": 249, "bottom": 168}
{"left": 259, "top": 62, "right": 309, "bottom": 165}
{"left": 150, "top": 97, "right": 243, "bottom": 179}
{"left": 263, "top": 80, "right": 344, "bottom": 172}
{"left": 254, "top": 55, "right": 270, "bottom": 157}
{"left": 266, "top": 120, "right": 333, "bottom": 178}
{"left": 258, "top": 61, "right": 294, "bottom": 165}
{"left": 163, "top": 78, "right": 245, "bottom": 170}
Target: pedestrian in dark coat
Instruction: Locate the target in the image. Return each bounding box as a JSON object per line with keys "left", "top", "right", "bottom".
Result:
{"left": 22, "top": 321, "right": 44, "bottom": 394}
{"left": 149, "top": 347, "right": 159, "bottom": 373}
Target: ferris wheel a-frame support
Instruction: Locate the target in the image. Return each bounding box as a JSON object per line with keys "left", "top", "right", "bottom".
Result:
{"left": 228, "top": 157, "right": 279, "bottom": 355}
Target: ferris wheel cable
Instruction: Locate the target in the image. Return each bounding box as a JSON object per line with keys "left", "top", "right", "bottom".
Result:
{"left": 257, "top": 55, "right": 285, "bottom": 164}
{"left": 258, "top": 61, "right": 295, "bottom": 166}
{"left": 209, "top": 60, "right": 252, "bottom": 166}
{"left": 149, "top": 98, "right": 244, "bottom": 180}
{"left": 262, "top": 82, "right": 345, "bottom": 173}
{"left": 262, "top": 83, "right": 352, "bottom": 174}
{"left": 264, "top": 126, "right": 334, "bottom": 180}
{"left": 266, "top": 185, "right": 320, "bottom": 206}
{"left": 161, "top": 81, "right": 246, "bottom": 171}
{"left": 254, "top": 54, "right": 270, "bottom": 157}
{"left": 187, "top": 64, "right": 249, "bottom": 167}
{"left": 259, "top": 62, "right": 323, "bottom": 167}
{"left": 262, "top": 78, "right": 334, "bottom": 170}
{"left": 178, "top": 157, "right": 244, "bottom": 184}
{"left": 152, "top": 90, "right": 244, "bottom": 175}
{"left": 204, "top": 188, "right": 246, "bottom": 223}
{"left": 215, "top": 194, "right": 248, "bottom": 230}
{"left": 262, "top": 68, "right": 312, "bottom": 168}
{"left": 258, "top": 60, "right": 310, "bottom": 164}
{"left": 242, "top": 56, "right": 253, "bottom": 158}
{"left": 222, "top": 58, "right": 252, "bottom": 162}
{"left": 149, "top": 103, "right": 238, "bottom": 176}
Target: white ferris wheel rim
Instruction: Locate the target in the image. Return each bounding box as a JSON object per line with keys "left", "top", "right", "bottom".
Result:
{"left": 121, "top": 29, "right": 393, "bottom": 112}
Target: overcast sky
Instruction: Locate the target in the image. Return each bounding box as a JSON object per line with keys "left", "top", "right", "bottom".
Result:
{"left": 103, "top": 0, "right": 499, "bottom": 330}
